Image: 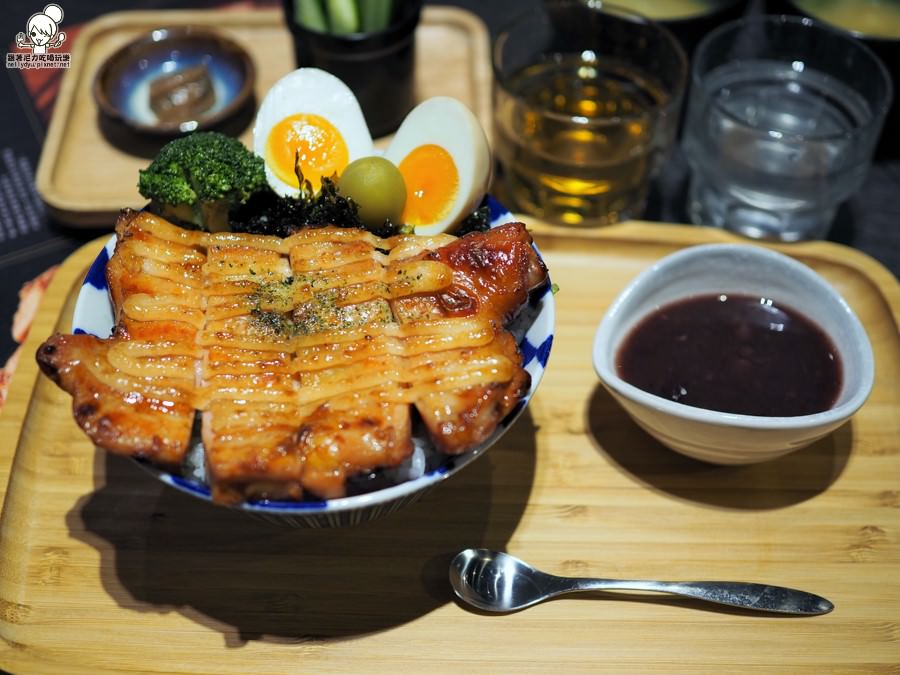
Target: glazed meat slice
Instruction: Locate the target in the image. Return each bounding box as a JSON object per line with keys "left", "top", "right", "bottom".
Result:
{"left": 201, "top": 396, "right": 412, "bottom": 504}
{"left": 198, "top": 224, "right": 413, "bottom": 501}
{"left": 421, "top": 221, "right": 548, "bottom": 325}
{"left": 107, "top": 208, "right": 208, "bottom": 325}
{"left": 297, "top": 395, "right": 413, "bottom": 499}
{"left": 413, "top": 332, "right": 531, "bottom": 455}
{"left": 200, "top": 345, "right": 305, "bottom": 505}
{"left": 391, "top": 222, "right": 548, "bottom": 325}
{"left": 391, "top": 222, "right": 548, "bottom": 454}
{"left": 36, "top": 332, "right": 195, "bottom": 465}
{"left": 201, "top": 401, "right": 306, "bottom": 505}
{"left": 35, "top": 210, "right": 206, "bottom": 466}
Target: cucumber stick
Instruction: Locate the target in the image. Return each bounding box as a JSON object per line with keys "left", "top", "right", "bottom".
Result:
{"left": 295, "top": 0, "right": 397, "bottom": 35}
{"left": 326, "top": 0, "right": 360, "bottom": 34}
{"left": 360, "top": 0, "right": 395, "bottom": 32}
{"left": 294, "top": 0, "right": 328, "bottom": 32}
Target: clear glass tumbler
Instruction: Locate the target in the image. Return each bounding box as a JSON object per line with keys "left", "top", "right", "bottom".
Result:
{"left": 682, "top": 15, "right": 893, "bottom": 241}
{"left": 492, "top": 1, "right": 687, "bottom": 227}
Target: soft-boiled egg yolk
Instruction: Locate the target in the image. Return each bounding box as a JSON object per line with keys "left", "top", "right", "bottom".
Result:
{"left": 266, "top": 113, "right": 349, "bottom": 193}
{"left": 253, "top": 68, "right": 373, "bottom": 197}
{"left": 397, "top": 144, "right": 459, "bottom": 227}
{"left": 384, "top": 96, "right": 491, "bottom": 235}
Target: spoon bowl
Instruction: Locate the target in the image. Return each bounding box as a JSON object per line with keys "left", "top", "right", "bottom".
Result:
{"left": 450, "top": 548, "right": 834, "bottom": 615}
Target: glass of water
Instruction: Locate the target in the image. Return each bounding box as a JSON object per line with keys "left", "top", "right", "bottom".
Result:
{"left": 682, "top": 15, "right": 893, "bottom": 241}
{"left": 492, "top": 1, "right": 688, "bottom": 227}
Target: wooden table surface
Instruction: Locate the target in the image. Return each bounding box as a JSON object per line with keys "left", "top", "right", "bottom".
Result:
{"left": 1, "top": 222, "right": 898, "bottom": 673}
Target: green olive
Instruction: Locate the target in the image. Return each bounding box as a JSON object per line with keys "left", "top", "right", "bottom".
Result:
{"left": 338, "top": 156, "right": 407, "bottom": 228}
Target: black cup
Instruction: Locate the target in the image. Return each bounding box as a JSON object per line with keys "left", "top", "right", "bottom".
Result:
{"left": 282, "top": 0, "right": 422, "bottom": 138}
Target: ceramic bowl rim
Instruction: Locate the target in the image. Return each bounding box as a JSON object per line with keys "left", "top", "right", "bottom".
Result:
{"left": 592, "top": 242, "right": 875, "bottom": 432}
{"left": 92, "top": 25, "right": 256, "bottom": 136}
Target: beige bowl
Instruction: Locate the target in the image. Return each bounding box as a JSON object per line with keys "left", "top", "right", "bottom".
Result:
{"left": 592, "top": 243, "right": 874, "bottom": 464}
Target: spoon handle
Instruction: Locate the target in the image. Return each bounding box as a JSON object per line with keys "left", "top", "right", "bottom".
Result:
{"left": 564, "top": 578, "right": 834, "bottom": 615}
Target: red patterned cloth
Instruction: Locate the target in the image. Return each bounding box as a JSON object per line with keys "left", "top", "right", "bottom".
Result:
{"left": 0, "top": 266, "right": 57, "bottom": 410}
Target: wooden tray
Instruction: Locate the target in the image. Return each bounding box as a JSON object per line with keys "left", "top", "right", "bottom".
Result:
{"left": 2, "top": 223, "right": 899, "bottom": 673}
{"left": 34, "top": 6, "right": 491, "bottom": 227}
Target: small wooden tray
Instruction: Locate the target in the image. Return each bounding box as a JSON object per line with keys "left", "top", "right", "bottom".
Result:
{"left": 1, "top": 223, "right": 899, "bottom": 673}
{"left": 34, "top": 6, "right": 491, "bottom": 227}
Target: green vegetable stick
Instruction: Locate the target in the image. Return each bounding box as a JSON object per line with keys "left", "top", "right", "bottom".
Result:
{"left": 360, "top": 0, "right": 395, "bottom": 32}
{"left": 326, "top": 0, "right": 360, "bottom": 34}
{"left": 294, "top": 0, "right": 328, "bottom": 31}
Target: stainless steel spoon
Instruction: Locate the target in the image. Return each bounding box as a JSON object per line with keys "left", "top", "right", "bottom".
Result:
{"left": 450, "top": 548, "right": 834, "bottom": 615}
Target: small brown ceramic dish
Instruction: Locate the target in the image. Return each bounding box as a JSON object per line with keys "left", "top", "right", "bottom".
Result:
{"left": 93, "top": 26, "right": 255, "bottom": 136}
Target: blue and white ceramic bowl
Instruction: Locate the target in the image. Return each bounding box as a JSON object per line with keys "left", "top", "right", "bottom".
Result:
{"left": 93, "top": 26, "right": 255, "bottom": 135}
{"left": 73, "top": 197, "right": 555, "bottom": 527}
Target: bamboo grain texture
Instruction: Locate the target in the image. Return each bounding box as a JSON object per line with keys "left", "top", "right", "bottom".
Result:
{"left": 1, "top": 223, "right": 898, "bottom": 673}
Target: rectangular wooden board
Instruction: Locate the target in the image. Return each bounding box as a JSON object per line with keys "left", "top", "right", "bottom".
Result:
{"left": 34, "top": 6, "right": 491, "bottom": 226}
{"left": 1, "top": 223, "right": 899, "bottom": 673}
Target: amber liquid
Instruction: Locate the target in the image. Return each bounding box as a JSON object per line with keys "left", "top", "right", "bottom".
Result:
{"left": 494, "top": 55, "right": 671, "bottom": 227}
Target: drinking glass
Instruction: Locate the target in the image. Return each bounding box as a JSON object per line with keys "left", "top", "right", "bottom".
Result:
{"left": 682, "top": 15, "right": 893, "bottom": 241}
{"left": 492, "top": 1, "right": 688, "bottom": 227}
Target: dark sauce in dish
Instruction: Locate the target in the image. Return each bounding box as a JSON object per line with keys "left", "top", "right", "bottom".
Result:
{"left": 616, "top": 293, "right": 842, "bottom": 417}
{"left": 149, "top": 64, "right": 215, "bottom": 123}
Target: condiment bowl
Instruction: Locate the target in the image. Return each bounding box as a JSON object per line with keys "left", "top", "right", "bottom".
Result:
{"left": 592, "top": 243, "right": 874, "bottom": 464}
{"left": 93, "top": 26, "right": 255, "bottom": 135}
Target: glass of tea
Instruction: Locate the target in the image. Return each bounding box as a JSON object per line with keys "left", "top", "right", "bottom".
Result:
{"left": 492, "top": 0, "right": 688, "bottom": 227}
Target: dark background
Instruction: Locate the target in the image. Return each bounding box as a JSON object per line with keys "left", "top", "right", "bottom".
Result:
{"left": 1, "top": 0, "right": 898, "bottom": 367}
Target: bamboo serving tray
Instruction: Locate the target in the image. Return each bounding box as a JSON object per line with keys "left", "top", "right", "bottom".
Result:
{"left": 34, "top": 6, "right": 492, "bottom": 226}
{"left": 1, "top": 222, "right": 898, "bottom": 673}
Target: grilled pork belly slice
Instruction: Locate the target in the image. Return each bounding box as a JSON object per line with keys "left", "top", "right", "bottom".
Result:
{"left": 421, "top": 222, "right": 548, "bottom": 326}
{"left": 36, "top": 332, "right": 195, "bottom": 465}
{"left": 201, "top": 400, "right": 306, "bottom": 505}
{"left": 36, "top": 212, "right": 549, "bottom": 504}
{"left": 390, "top": 223, "right": 548, "bottom": 325}
{"left": 297, "top": 395, "right": 413, "bottom": 500}
{"left": 394, "top": 224, "right": 547, "bottom": 454}
{"left": 36, "top": 210, "right": 206, "bottom": 465}
{"left": 107, "top": 209, "right": 208, "bottom": 324}
{"left": 413, "top": 331, "right": 530, "bottom": 455}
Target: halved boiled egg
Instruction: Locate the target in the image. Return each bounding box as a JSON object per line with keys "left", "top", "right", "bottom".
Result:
{"left": 253, "top": 68, "right": 374, "bottom": 197}
{"left": 384, "top": 97, "right": 491, "bottom": 235}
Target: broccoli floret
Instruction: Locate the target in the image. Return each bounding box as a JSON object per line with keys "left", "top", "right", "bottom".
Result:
{"left": 137, "top": 131, "right": 266, "bottom": 231}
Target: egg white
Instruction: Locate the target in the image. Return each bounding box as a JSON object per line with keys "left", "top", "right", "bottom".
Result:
{"left": 384, "top": 97, "right": 491, "bottom": 235}
{"left": 253, "top": 68, "right": 374, "bottom": 197}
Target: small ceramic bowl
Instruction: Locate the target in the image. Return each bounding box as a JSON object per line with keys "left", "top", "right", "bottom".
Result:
{"left": 93, "top": 26, "right": 255, "bottom": 135}
{"left": 592, "top": 243, "right": 874, "bottom": 465}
